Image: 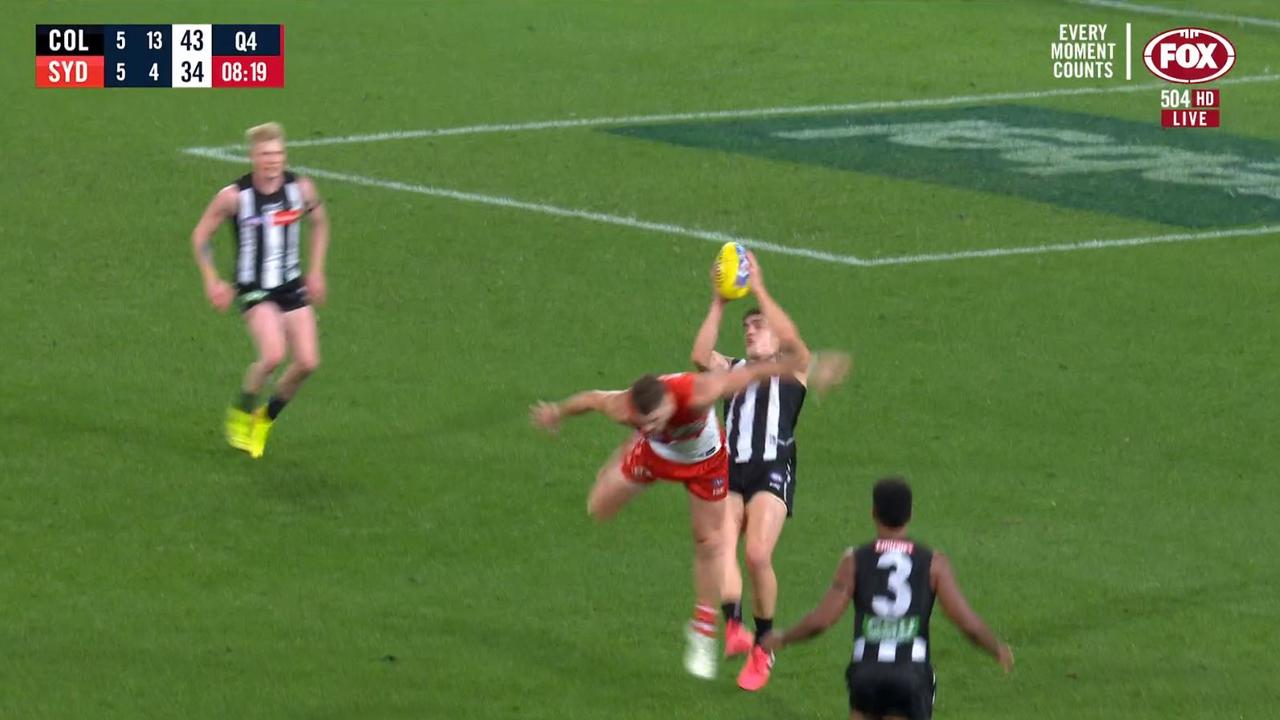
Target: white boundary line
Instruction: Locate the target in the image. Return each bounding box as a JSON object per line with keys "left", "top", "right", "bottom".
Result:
{"left": 185, "top": 146, "right": 1279, "bottom": 268}
{"left": 864, "top": 225, "right": 1280, "bottom": 266}
{"left": 182, "top": 75, "right": 1280, "bottom": 268}
{"left": 1071, "top": 0, "right": 1280, "bottom": 30}
{"left": 187, "top": 73, "right": 1279, "bottom": 153}
{"left": 182, "top": 147, "right": 864, "bottom": 266}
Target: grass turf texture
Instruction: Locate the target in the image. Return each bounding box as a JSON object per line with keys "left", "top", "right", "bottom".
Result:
{"left": 3, "top": 1, "right": 1279, "bottom": 718}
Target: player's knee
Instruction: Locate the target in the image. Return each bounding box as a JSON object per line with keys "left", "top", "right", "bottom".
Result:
{"left": 259, "top": 349, "right": 286, "bottom": 372}
{"left": 296, "top": 353, "right": 320, "bottom": 375}
{"left": 586, "top": 496, "right": 613, "bottom": 523}
{"left": 693, "top": 529, "right": 723, "bottom": 558}
{"left": 744, "top": 540, "right": 774, "bottom": 574}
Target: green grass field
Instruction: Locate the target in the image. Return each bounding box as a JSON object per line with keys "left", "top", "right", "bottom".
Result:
{"left": 4, "top": 1, "right": 1280, "bottom": 718}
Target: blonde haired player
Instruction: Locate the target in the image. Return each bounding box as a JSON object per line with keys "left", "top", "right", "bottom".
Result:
{"left": 191, "top": 122, "right": 329, "bottom": 458}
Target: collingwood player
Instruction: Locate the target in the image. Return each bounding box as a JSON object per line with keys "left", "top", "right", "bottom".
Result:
{"left": 691, "top": 250, "right": 828, "bottom": 691}
{"left": 191, "top": 122, "right": 328, "bottom": 458}
{"left": 764, "top": 478, "right": 1014, "bottom": 719}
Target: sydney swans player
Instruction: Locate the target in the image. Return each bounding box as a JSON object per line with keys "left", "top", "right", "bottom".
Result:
{"left": 530, "top": 348, "right": 849, "bottom": 679}
{"left": 692, "top": 250, "right": 819, "bottom": 691}
{"left": 191, "top": 123, "right": 328, "bottom": 458}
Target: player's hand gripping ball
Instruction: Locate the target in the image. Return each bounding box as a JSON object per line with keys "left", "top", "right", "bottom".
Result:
{"left": 714, "top": 242, "right": 751, "bottom": 301}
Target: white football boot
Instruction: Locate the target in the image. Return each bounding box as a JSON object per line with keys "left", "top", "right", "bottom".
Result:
{"left": 683, "top": 624, "right": 718, "bottom": 680}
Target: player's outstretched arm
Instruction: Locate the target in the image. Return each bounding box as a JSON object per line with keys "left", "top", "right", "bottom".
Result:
{"left": 192, "top": 185, "right": 238, "bottom": 312}
{"left": 933, "top": 552, "right": 1015, "bottom": 673}
{"left": 745, "top": 251, "right": 811, "bottom": 372}
{"left": 693, "top": 346, "right": 849, "bottom": 406}
{"left": 691, "top": 260, "right": 731, "bottom": 371}
{"left": 299, "top": 177, "right": 329, "bottom": 305}
{"left": 764, "top": 549, "right": 855, "bottom": 650}
{"left": 530, "top": 390, "right": 630, "bottom": 434}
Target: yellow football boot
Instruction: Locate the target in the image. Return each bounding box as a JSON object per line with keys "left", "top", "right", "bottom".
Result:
{"left": 225, "top": 407, "right": 254, "bottom": 453}
{"left": 247, "top": 406, "right": 274, "bottom": 459}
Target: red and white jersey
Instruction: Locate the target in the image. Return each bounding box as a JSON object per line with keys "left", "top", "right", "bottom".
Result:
{"left": 643, "top": 373, "right": 723, "bottom": 464}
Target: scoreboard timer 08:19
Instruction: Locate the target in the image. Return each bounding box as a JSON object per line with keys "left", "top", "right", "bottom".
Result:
{"left": 35, "top": 24, "right": 284, "bottom": 88}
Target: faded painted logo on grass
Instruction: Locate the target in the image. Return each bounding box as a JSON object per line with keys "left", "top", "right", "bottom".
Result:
{"left": 610, "top": 106, "right": 1280, "bottom": 227}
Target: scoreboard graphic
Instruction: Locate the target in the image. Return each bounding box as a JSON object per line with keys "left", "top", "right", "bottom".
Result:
{"left": 36, "top": 24, "right": 284, "bottom": 88}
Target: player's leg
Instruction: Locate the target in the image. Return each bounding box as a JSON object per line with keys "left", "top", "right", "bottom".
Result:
{"left": 720, "top": 491, "right": 752, "bottom": 657}
{"left": 743, "top": 491, "right": 788, "bottom": 637}
{"left": 684, "top": 489, "right": 726, "bottom": 679}
{"left": 735, "top": 486, "right": 788, "bottom": 691}
{"left": 268, "top": 304, "right": 321, "bottom": 419}
{"left": 242, "top": 302, "right": 288, "bottom": 398}
{"left": 586, "top": 438, "right": 649, "bottom": 522}
{"left": 226, "top": 302, "right": 286, "bottom": 452}
{"left": 689, "top": 492, "right": 726, "bottom": 615}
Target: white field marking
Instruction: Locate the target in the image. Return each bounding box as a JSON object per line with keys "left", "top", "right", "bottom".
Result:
{"left": 862, "top": 225, "right": 1280, "bottom": 266}
{"left": 1071, "top": 0, "right": 1280, "bottom": 30}
{"left": 180, "top": 146, "right": 868, "bottom": 266}
{"left": 181, "top": 74, "right": 1280, "bottom": 268}
{"left": 183, "top": 145, "right": 1280, "bottom": 268}
{"left": 181, "top": 73, "right": 1280, "bottom": 155}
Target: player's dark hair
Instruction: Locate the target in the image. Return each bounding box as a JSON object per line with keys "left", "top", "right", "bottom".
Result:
{"left": 742, "top": 307, "right": 763, "bottom": 325}
{"left": 629, "top": 374, "right": 667, "bottom": 415}
{"left": 872, "top": 477, "right": 913, "bottom": 528}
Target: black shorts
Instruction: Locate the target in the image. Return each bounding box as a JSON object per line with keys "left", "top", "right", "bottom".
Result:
{"left": 845, "top": 662, "right": 935, "bottom": 720}
{"left": 729, "top": 457, "right": 795, "bottom": 516}
{"left": 237, "top": 280, "right": 309, "bottom": 314}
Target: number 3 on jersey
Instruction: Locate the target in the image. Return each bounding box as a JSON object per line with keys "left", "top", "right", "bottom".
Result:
{"left": 871, "top": 551, "right": 913, "bottom": 618}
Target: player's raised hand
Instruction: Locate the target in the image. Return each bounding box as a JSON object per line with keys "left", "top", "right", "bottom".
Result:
{"left": 205, "top": 279, "right": 234, "bottom": 313}
{"left": 529, "top": 401, "right": 562, "bottom": 434}
{"left": 746, "top": 251, "right": 766, "bottom": 294}
{"left": 708, "top": 259, "right": 724, "bottom": 304}
{"left": 996, "top": 643, "right": 1015, "bottom": 674}
{"left": 306, "top": 270, "right": 327, "bottom": 306}
{"left": 807, "top": 351, "right": 852, "bottom": 397}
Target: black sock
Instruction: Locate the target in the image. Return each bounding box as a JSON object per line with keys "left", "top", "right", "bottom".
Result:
{"left": 722, "top": 601, "right": 743, "bottom": 624}
{"left": 266, "top": 396, "right": 289, "bottom": 420}
{"left": 754, "top": 616, "right": 773, "bottom": 644}
{"left": 237, "top": 392, "right": 257, "bottom": 413}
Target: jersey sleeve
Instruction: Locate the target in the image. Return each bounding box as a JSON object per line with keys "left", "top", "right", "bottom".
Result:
{"left": 661, "top": 372, "right": 696, "bottom": 410}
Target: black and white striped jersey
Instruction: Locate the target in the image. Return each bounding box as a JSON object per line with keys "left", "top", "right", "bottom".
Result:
{"left": 852, "top": 539, "right": 936, "bottom": 666}
{"left": 722, "top": 358, "right": 806, "bottom": 465}
{"left": 229, "top": 171, "right": 306, "bottom": 291}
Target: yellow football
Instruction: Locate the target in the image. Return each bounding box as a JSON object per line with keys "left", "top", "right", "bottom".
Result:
{"left": 714, "top": 242, "right": 751, "bottom": 301}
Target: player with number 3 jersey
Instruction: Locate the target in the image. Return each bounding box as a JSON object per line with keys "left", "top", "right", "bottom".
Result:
{"left": 763, "top": 478, "right": 1013, "bottom": 719}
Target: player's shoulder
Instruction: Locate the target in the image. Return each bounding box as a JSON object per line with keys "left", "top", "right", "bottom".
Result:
{"left": 213, "top": 182, "right": 241, "bottom": 209}
{"left": 287, "top": 171, "right": 316, "bottom": 189}
{"left": 927, "top": 548, "right": 949, "bottom": 579}
{"left": 291, "top": 173, "right": 323, "bottom": 203}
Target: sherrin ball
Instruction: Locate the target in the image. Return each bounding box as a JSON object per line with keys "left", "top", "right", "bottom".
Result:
{"left": 714, "top": 242, "right": 751, "bottom": 301}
